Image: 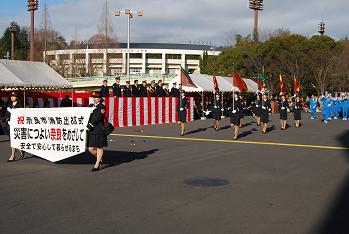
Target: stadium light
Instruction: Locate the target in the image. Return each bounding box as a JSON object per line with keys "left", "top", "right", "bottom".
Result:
{"left": 318, "top": 22, "right": 325, "bottom": 36}
{"left": 248, "top": 0, "right": 264, "bottom": 42}
{"left": 27, "top": 0, "right": 39, "bottom": 61}
{"left": 115, "top": 8, "right": 143, "bottom": 82}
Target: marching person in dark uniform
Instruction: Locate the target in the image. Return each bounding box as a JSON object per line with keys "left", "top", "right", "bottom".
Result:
{"left": 131, "top": 80, "right": 140, "bottom": 97}
{"left": 123, "top": 81, "right": 132, "bottom": 97}
{"left": 278, "top": 93, "right": 289, "bottom": 130}
{"left": 254, "top": 93, "right": 262, "bottom": 126}
{"left": 86, "top": 91, "right": 108, "bottom": 172}
{"left": 60, "top": 94, "right": 73, "bottom": 107}
{"left": 7, "top": 91, "right": 24, "bottom": 162}
{"left": 170, "top": 82, "right": 180, "bottom": 97}
{"left": 293, "top": 96, "right": 303, "bottom": 128}
{"left": 100, "top": 79, "right": 109, "bottom": 98}
{"left": 148, "top": 80, "right": 157, "bottom": 97}
{"left": 230, "top": 92, "right": 243, "bottom": 140}
{"left": 212, "top": 92, "right": 222, "bottom": 131}
{"left": 178, "top": 90, "right": 188, "bottom": 136}
{"left": 112, "top": 77, "right": 122, "bottom": 97}
{"left": 140, "top": 80, "right": 148, "bottom": 97}
{"left": 260, "top": 94, "right": 271, "bottom": 134}
{"left": 156, "top": 80, "right": 165, "bottom": 97}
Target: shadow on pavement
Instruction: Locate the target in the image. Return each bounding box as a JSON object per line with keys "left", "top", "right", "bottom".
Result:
{"left": 185, "top": 128, "right": 207, "bottom": 135}
{"left": 315, "top": 130, "right": 349, "bottom": 234}
{"left": 58, "top": 149, "right": 159, "bottom": 169}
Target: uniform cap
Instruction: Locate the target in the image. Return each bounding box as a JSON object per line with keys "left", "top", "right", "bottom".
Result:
{"left": 92, "top": 91, "right": 102, "bottom": 98}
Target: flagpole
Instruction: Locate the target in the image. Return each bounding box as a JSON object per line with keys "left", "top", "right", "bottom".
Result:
{"left": 221, "top": 91, "right": 224, "bottom": 119}
{"left": 201, "top": 91, "right": 205, "bottom": 120}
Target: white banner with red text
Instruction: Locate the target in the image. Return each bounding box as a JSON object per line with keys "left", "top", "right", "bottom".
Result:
{"left": 9, "top": 107, "right": 94, "bottom": 162}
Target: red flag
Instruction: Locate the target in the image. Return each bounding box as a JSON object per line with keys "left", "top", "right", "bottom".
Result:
{"left": 257, "top": 73, "right": 264, "bottom": 92}
{"left": 232, "top": 66, "right": 247, "bottom": 92}
{"left": 213, "top": 75, "right": 219, "bottom": 93}
{"left": 279, "top": 74, "right": 286, "bottom": 94}
{"left": 180, "top": 66, "right": 197, "bottom": 88}
{"left": 293, "top": 76, "right": 300, "bottom": 94}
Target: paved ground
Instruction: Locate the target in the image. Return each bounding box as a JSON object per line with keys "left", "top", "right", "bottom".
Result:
{"left": 1, "top": 113, "right": 349, "bottom": 234}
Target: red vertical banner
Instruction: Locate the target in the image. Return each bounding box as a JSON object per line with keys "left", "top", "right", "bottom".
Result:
{"left": 114, "top": 98, "right": 119, "bottom": 128}
{"left": 123, "top": 97, "right": 128, "bottom": 127}
{"left": 147, "top": 97, "right": 152, "bottom": 125}
{"left": 132, "top": 97, "right": 137, "bottom": 126}
{"left": 140, "top": 97, "right": 145, "bottom": 126}
{"left": 169, "top": 97, "right": 173, "bottom": 123}
{"left": 155, "top": 96, "right": 159, "bottom": 124}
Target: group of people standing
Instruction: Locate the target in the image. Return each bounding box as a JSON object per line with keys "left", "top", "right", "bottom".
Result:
{"left": 100, "top": 78, "right": 181, "bottom": 98}
{"left": 316, "top": 92, "right": 349, "bottom": 123}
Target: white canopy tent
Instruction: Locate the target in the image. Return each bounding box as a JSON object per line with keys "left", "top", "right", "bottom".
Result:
{"left": 0, "top": 59, "right": 72, "bottom": 89}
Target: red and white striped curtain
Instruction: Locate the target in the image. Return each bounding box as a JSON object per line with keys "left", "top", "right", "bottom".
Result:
{"left": 104, "top": 97, "right": 194, "bottom": 128}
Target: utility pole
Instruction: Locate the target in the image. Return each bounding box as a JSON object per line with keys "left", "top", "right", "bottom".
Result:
{"left": 248, "top": 0, "right": 264, "bottom": 42}
{"left": 44, "top": 2, "right": 47, "bottom": 63}
{"left": 27, "top": 0, "right": 39, "bottom": 61}
{"left": 9, "top": 22, "right": 17, "bottom": 60}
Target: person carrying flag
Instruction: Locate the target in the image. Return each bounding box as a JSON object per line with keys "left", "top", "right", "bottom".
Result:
{"left": 260, "top": 93, "right": 271, "bottom": 134}
{"left": 278, "top": 93, "right": 289, "bottom": 130}
{"left": 212, "top": 92, "right": 222, "bottom": 131}
{"left": 178, "top": 90, "right": 188, "bottom": 136}
{"left": 229, "top": 92, "right": 243, "bottom": 140}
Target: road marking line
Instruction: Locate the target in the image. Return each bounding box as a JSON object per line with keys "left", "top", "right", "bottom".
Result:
{"left": 110, "top": 134, "right": 349, "bottom": 151}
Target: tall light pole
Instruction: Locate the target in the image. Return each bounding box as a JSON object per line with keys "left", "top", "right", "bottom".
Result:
{"left": 115, "top": 9, "right": 143, "bottom": 82}
{"left": 27, "top": 0, "right": 39, "bottom": 61}
{"left": 248, "top": 0, "right": 263, "bottom": 42}
{"left": 9, "top": 21, "right": 17, "bottom": 60}
{"left": 318, "top": 22, "right": 325, "bottom": 36}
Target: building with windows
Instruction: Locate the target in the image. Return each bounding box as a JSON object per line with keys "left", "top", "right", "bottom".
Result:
{"left": 44, "top": 43, "right": 222, "bottom": 77}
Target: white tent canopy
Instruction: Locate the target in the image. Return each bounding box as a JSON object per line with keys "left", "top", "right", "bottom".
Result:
{"left": 0, "top": 59, "right": 72, "bottom": 88}
{"left": 169, "top": 73, "right": 257, "bottom": 93}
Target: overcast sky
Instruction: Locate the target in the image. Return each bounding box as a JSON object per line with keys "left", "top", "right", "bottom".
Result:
{"left": 0, "top": 0, "right": 348, "bottom": 46}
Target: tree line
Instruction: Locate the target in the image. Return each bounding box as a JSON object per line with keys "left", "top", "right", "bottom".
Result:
{"left": 200, "top": 29, "right": 349, "bottom": 95}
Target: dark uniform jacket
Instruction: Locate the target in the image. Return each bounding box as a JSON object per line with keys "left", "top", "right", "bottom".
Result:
{"left": 131, "top": 85, "right": 140, "bottom": 97}
{"left": 261, "top": 99, "right": 271, "bottom": 113}
{"left": 87, "top": 102, "right": 106, "bottom": 135}
{"left": 156, "top": 85, "right": 165, "bottom": 97}
{"left": 112, "top": 83, "right": 122, "bottom": 97}
{"left": 60, "top": 98, "right": 73, "bottom": 107}
{"left": 100, "top": 85, "right": 109, "bottom": 98}
{"left": 5, "top": 101, "right": 23, "bottom": 122}
{"left": 140, "top": 86, "right": 148, "bottom": 97}
{"left": 179, "top": 97, "right": 188, "bottom": 111}
{"left": 230, "top": 99, "right": 242, "bottom": 115}
{"left": 164, "top": 88, "right": 170, "bottom": 97}
{"left": 212, "top": 99, "right": 222, "bottom": 111}
{"left": 170, "top": 87, "right": 180, "bottom": 97}
{"left": 123, "top": 86, "right": 132, "bottom": 97}
{"left": 278, "top": 100, "right": 289, "bottom": 112}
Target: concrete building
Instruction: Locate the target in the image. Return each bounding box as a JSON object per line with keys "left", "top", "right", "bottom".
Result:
{"left": 44, "top": 43, "right": 222, "bottom": 77}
